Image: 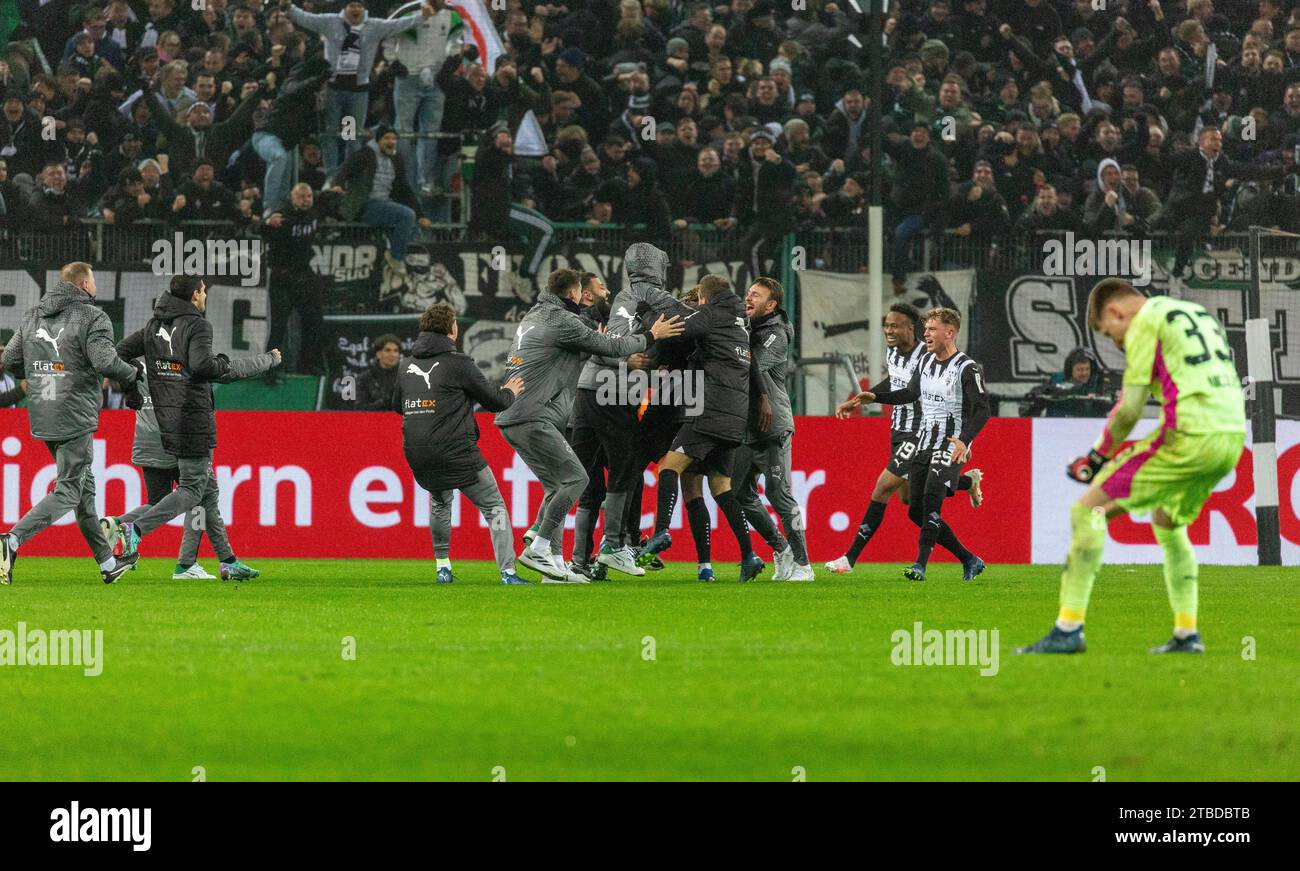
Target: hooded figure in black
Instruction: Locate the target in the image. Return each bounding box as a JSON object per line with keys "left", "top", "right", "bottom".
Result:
{"left": 634, "top": 274, "right": 767, "bottom": 582}
{"left": 393, "top": 303, "right": 525, "bottom": 583}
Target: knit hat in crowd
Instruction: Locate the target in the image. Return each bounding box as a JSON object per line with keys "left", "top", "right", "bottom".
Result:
{"left": 920, "top": 39, "right": 950, "bottom": 64}
{"left": 666, "top": 37, "right": 690, "bottom": 56}
{"left": 769, "top": 57, "right": 792, "bottom": 75}
{"left": 558, "top": 47, "right": 586, "bottom": 68}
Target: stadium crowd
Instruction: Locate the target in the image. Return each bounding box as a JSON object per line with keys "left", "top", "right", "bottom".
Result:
{"left": 1, "top": 0, "right": 1298, "bottom": 287}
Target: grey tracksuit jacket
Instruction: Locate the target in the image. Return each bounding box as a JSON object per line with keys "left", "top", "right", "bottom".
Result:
{"left": 745, "top": 310, "right": 794, "bottom": 443}
{"left": 2, "top": 280, "right": 137, "bottom": 442}
{"left": 495, "top": 290, "right": 653, "bottom": 432}
{"left": 129, "top": 353, "right": 278, "bottom": 469}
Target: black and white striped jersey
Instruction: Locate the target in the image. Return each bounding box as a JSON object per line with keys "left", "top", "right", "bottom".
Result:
{"left": 872, "top": 350, "right": 992, "bottom": 454}
{"left": 884, "top": 342, "right": 925, "bottom": 437}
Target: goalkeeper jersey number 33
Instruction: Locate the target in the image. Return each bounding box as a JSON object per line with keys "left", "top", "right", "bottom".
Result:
{"left": 1123, "top": 296, "right": 1246, "bottom": 435}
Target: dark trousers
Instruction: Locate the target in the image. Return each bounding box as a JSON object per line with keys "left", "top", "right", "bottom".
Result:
{"left": 267, "top": 267, "right": 326, "bottom": 375}
{"left": 1153, "top": 209, "right": 1212, "bottom": 275}
{"left": 892, "top": 214, "right": 926, "bottom": 282}
{"left": 741, "top": 226, "right": 784, "bottom": 285}
{"left": 143, "top": 467, "right": 181, "bottom": 505}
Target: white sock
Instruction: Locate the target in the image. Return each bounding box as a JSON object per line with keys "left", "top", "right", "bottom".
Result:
{"left": 5, "top": 534, "right": 17, "bottom": 552}
{"left": 1055, "top": 619, "right": 1083, "bottom": 632}
{"left": 99, "top": 557, "right": 117, "bottom": 571}
{"left": 1173, "top": 626, "right": 1196, "bottom": 640}
{"left": 532, "top": 535, "right": 551, "bottom": 554}
{"left": 699, "top": 562, "right": 712, "bottom": 571}
{"left": 436, "top": 558, "right": 451, "bottom": 570}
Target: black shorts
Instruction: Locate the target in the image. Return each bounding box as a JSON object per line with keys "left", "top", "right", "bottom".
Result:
{"left": 640, "top": 401, "right": 686, "bottom": 461}
{"left": 886, "top": 435, "right": 920, "bottom": 479}
{"left": 670, "top": 418, "right": 738, "bottom": 478}
{"left": 909, "top": 446, "right": 965, "bottom": 497}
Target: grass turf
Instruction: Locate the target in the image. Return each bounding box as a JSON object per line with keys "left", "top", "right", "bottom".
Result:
{"left": 1, "top": 558, "right": 1296, "bottom": 781}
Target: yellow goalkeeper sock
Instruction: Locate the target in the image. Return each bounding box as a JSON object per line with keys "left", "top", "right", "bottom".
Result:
{"left": 1154, "top": 524, "right": 1198, "bottom": 639}
{"left": 1057, "top": 502, "right": 1106, "bottom": 629}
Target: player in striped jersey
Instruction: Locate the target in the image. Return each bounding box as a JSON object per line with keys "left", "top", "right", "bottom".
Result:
{"left": 826, "top": 304, "right": 983, "bottom": 574}
{"left": 853, "top": 307, "right": 990, "bottom": 581}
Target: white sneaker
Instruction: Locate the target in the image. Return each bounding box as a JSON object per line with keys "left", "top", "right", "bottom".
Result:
{"left": 596, "top": 544, "right": 646, "bottom": 577}
{"left": 542, "top": 554, "right": 589, "bottom": 584}
{"left": 542, "top": 572, "right": 590, "bottom": 584}
{"left": 518, "top": 543, "right": 567, "bottom": 580}
{"left": 173, "top": 564, "right": 216, "bottom": 580}
{"left": 825, "top": 556, "right": 852, "bottom": 574}
{"left": 787, "top": 563, "right": 815, "bottom": 582}
{"left": 772, "top": 545, "right": 795, "bottom": 581}
{"left": 967, "top": 468, "right": 983, "bottom": 508}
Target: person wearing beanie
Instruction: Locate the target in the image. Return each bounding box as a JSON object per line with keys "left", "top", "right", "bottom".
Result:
{"left": 919, "top": 38, "right": 951, "bottom": 78}
{"left": 669, "top": 2, "right": 714, "bottom": 63}
{"left": 883, "top": 121, "right": 949, "bottom": 294}
{"left": 780, "top": 117, "right": 829, "bottom": 175}
{"left": 718, "top": 127, "right": 796, "bottom": 281}
{"left": 553, "top": 46, "right": 610, "bottom": 140}
{"left": 334, "top": 126, "right": 432, "bottom": 276}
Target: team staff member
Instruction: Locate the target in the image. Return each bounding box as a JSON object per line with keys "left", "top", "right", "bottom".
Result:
{"left": 120, "top": 320, "right": 278, "bottom": 581}
{"left": 103, "top": 276, "right": 274, "bottom": 557}
{"left": 394, "top": 303, "right": 528, "bottom": 585}
{"left": 635, "top": 275, "right": 765, "bottom": 583}
{"left": 733, "top": 278, "right": 813, "bottom": 581}
{"left": 577, "top": 244, "right": 685, "bottom": 577}
{"left": 498, "top": 267, "right": 684, "bottom": 583}
{"left": 1, "top": 262, "right": 144, "bottom": 585}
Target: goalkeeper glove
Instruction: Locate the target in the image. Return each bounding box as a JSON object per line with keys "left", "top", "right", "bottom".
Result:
{"left": 1067, "top": 449, "right": 1107, "bottom": 483}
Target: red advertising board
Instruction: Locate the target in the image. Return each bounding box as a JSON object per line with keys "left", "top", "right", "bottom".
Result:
{"left": 0, "top": 410, "right": 1034, "bottom": 564}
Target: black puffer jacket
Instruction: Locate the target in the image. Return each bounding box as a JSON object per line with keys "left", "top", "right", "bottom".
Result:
{"left": 117, "top": 293, "right": 230, "bottom": 458}
{"left": 644, "top": 286, "right": 752, "bottom": 444}
{"left": 394, "top": 331, "right": 516, "bottom": 492}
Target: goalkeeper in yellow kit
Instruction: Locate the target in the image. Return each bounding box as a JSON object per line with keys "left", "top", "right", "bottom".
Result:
{"left": 1017, "top": 278, "right": 1246, "bottom": 655}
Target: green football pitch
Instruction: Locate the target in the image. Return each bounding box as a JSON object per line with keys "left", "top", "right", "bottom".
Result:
{"left": 1, "top": 559, "right": 1296, "bottom": 781}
